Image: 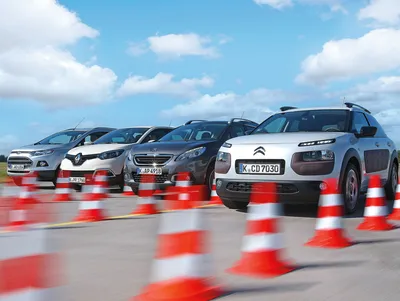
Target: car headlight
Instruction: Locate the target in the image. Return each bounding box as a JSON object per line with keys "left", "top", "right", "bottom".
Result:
{"left": 31, "top": 149, "right": 54, "bottom": 156}
{"left": 215, "top": 151, "right": 231, "bottom": 174}
{"left": 98, "top": 149, "right": 125, "bottom": 160}
{"left": 176, "top": 147, "right": 206, "bottom": 161}
{"left": 302, "top": 150, "right": 334, "bottom": 162}
{"left": 216, "top": 151, "right": 231, "bottom": 162}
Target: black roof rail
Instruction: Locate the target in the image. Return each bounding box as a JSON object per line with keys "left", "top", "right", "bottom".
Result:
{"left": 344, "top": 102, "right": 371, "bottom": 114}
{"left": 184, "top": 120, "right": 206, "bottom": 125}
{"left": 280, "top": 106, "right": 297, "bottom": 112}
{"left": 229, "top": 118, "right": 257, "bottom": 124}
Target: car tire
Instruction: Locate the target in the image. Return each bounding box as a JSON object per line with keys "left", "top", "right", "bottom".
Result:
{"left": 52, "top": 167, "right": 60, "bottom": 187}
{"left": 205, "top": 164, "right": 215, "bottom": 196}
{"left": 341, "top": 162, "right": 360, "bottom": 215}
{"left": 384, "top": 160, "right": 398, "bottom": 201}
{"left": 221, "top": 197, "right": 249, "bottom": 210}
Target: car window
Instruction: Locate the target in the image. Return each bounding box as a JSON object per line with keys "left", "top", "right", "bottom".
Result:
{"left": 351, "top": 112, "right": 370, "bottom": 134}
{"left": 142, "top": 129, "right": 172, "bottom": 143}
{"left": 159, "top": 123, "right": 228, "bottom": 142}
{"left": 35, "top": 130, "right": 86, "bottom": 145}
{"left": 252, "top": 109, "right": 350, "bottom": 134}
{"left": 230, "top": 124, "right": 245, "bottom": 138}
{"left": 365, "top": 114, "right": 387, "bottom": 138}
{"left": 94, "top": 128, "right": 149, "bottom": 144}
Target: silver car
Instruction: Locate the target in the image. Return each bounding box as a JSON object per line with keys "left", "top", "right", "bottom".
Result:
{"left": 215, "top": 103, "right": 398, "bottom": 214}
{"left": 6, "top": 127, "right": 115, "bottom": 186}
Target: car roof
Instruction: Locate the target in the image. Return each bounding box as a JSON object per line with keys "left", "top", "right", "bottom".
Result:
{"left": 62, "top": 127, "right": 116, "bottom": 132}
{"left": 277, "top": 105, "right": 370, "bottom": 115}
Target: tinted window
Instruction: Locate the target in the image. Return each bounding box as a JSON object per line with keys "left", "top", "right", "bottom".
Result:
{"left": 252, "top": 110, "right": 349, "bottom": 134}
{"left": 243, "top": 124, "right": 257, "bottom": 133}
{"left": 230, "top": 124, "right": 245, "bottom": 138}
{"left": 351, "top": 112, "right": 370, "bottom": 134}
{"left": 36, "top": 130, "right": 86, "bottom": 145}
{"left": 159, "top": 123, "right": 228, "bottom": 142}
{"left": 366, "top": 115, "right": 387, "bottom": 138}
{"left": 94, "top": 128, "right": 149, "bottom": 144}
{"left": 142, "top": 129, "right": 172, "bottom": 142}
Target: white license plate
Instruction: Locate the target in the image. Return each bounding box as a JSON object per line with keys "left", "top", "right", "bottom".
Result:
{"left": 137, "top": 168, "right": 162, "bottom": 175}
{"left": 9, "top": 164, "right": 25, "bottom": 171}
{"left": 239, "top": 163, "right": 281, "bottom": 174}
{"left": 69, "top": 177, "right": 86, "bottom": 184}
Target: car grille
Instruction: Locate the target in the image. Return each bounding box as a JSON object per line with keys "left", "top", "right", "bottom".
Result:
{"left": 133, "top": 155, "right": 173, "bottom": 166}
{"left": 65, "top": 154, "right": 98, "bottom": 166}
{"left": 69, "top": 171, "right": 94, "bottom": 178}
{"left": 7, "top": 156, "right": 33, "bottom": 173}
{"left": 226, "top": 182, "right": 298, "bottom": 194}
{"left": 131, "top": 172, "right": 169, "bottom": 184}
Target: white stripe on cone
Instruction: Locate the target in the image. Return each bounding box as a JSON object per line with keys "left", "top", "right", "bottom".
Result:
{"left": 242, "top": 233, "right": 283, "bottom": 252}
{"left": 364, "top": 206, "right": 388, "bottom": 217}
{"left": 315, "top": 217, "right": 343, "bottom": 230}
{"left": 366, "top": 187, "right": 385, "bottom": 198}
{"left": 247, "top": 203, "right": 282, "bottom": 221}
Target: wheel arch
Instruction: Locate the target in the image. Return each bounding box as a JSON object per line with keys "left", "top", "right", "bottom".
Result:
{"left": 339, "top": 148, "right": 362, "bottom": 191}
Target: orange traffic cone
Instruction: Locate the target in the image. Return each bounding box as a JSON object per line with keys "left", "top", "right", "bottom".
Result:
{"left": 305, "top": 178, "right": 353, "bottom": 248}
{"left": 226, "top": 182, "right": 295, "bottom": 278}
{"left": 388, "top": 178, "right": 400, "bottom": 220}
{"left": 357, "top": 175, "right": 395, "bottom": 231}
{"left": 131, "top": 174, "right": 158, "bottom": 215}
{"left": 83, "top": 171, "right": 109, "bottom": 201}
{"left": 73, "top": 175, "right": 108, "bottom": 222}
{"left": 208, "top": 178, "right": 222, "bottom": 206}
{"left": 17, "top": 172, "right": 39, "bottom": 205}
{"left": 123, "top": 184, "right": 135, "bottom": 196}
{"left": 53, "top": 170, "right": 73, "bottom": 202}
{"left": 132, "top": 195, "right": 223, "bottom": 301}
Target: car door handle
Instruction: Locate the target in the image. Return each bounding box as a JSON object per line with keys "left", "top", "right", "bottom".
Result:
{"left": 375, "top": 142, "right": 380, "bottom": 147}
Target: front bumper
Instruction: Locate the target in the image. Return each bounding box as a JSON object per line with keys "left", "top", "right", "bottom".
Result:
{"left": 215, "top": 178, "right": 324, "bottom": 204}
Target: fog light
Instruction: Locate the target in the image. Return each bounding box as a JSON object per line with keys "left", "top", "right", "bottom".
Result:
{"left": 216, "top": 179, "right": 222, "bottom": 188}
{"left": 319, "top": 182, "right": 327, "bottom": 191}
{"left": 37, "top": 161, "right": 48, "bottom": 167}
{"left": 124, "top": 173, "right": 130, "bottom": 181}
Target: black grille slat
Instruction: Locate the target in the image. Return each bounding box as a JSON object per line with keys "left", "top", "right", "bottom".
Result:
{"left": 7, "top": 157, "right": 33, "bottom": 165}
{"left": 134, "top": 155, "right": 172, "bottom": 166}
{"left": 132, "top": 172, "right": 169, "bottom": 184}
{"left": 226, "top": 182, "right": 298, "bottom": 194}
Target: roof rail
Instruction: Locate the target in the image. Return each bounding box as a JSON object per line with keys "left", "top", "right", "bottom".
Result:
{"left": 280, "top": 106, "right": 297, "bottom": 112}
{"left": 344, "top": 102, "right": 371, "bottom": 114}
{"left": 229, "top": 118, "right": 257, "bottom": 124}
{"left": 184, "top": 120, "right": 206, "bottom": 125}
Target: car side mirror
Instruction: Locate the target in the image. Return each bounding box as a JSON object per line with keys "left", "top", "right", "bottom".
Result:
{"left": 84, "top": 141, "right": 93, "bottom": 145}
{"left": 147, "top": 140, "right": 156, "bottom": 143}
{"left": 357, "top": 126, "right": 377, "bottom": 138}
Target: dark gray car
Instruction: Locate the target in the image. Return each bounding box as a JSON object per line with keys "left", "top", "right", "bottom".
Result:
{"left": 123, "top": 119, "right": 259, "bottom": 193}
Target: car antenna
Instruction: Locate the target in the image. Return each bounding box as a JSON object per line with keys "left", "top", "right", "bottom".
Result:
{"left": 342, "top": 96, "right": 346, "bottom": 104}
{"left": 73, "top": 117, "right": 85, "bottom": 130}
{"left": 240, "top": 111, "right": 245, "bottom": 119}
{"left": 168, "top": 119, "right": 172, "bottom": 127}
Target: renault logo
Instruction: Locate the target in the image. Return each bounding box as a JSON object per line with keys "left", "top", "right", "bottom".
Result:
{"left": 74, "top": 153, "right": 82, "bottom": 164}
{"left": 253, "top": 146, "right": 265, "bottom": 156}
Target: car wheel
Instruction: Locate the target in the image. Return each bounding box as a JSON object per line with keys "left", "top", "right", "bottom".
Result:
{"left": 52, "top": 167, "right": 60, "bottom": 187}
{"left": 204, "top": 164, "right": 215, "bottom": 195}
{"left": 341, "top": 163, "right": 360, "bottom": 214}
{"left": 385, "top": 161, "right": 398, "bottom": 201}
{"left": 221, "top": 197, "right": 249, "bottom": 210}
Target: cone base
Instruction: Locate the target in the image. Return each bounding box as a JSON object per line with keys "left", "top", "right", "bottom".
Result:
{"left": 132, "top": 278, "right": 223, "bottom": 301}
{"left": 132, "top": 205, "right": 158, "bottom": 215}
{"left": 357, "top": 218, "right": 395, "bottom": 231}
{"left": 388, "top": 209, "right": 400, "bottom": 220}
{"left": 73, "top": 210, "right": 108, "bottom": 222}
{"left": 226, "top": 251, "right": 295, "bottom": 278}
{"left": 304, "top": 230, "right": 353, "bottom": 249}
{"left": 53, "top": 195, "right": 72, "bottom": 202}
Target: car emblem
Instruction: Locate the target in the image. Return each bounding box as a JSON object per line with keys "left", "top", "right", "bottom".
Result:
{"left": 253, "top": 146, "right": 265, "bottom": 156}
{"left": 74, "top": 153, "right": 82, "bottom": 164}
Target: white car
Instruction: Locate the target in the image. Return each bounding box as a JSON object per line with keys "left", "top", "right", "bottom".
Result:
{"left": 215, "top": 103, "right": 398, "bottom": 214}
{"left": 60, "top": 126, "right": 174, "bottom": 190}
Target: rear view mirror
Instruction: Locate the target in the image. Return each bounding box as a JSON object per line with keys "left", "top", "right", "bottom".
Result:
{"left": 357, "top": 126, "right": 377, "bottom": 138}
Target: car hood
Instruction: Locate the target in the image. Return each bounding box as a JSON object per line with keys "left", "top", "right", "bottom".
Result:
{"left": 131, "top": 140, "right": 215, "bottom": 155}
{"left": 10, "top": 144, "right": 65, "bottom": 154}
{"left": 228, "top": 132, "right": 347, "bottom": 145}
{"left": 68, "top": 143, "right": 134, "bottom": 156}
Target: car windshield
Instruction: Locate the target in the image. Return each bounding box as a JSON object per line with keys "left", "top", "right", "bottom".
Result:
{"left": 252, "top": 109, "right": 350, "bottom": 134}
{"left": 158, "top": 122, "right": 227, "bottom": 142}
{"left": 35, "top": 130, "right": 86, "bottom": 145}
{"left": 94, "top": 128, "right": 149, "bottom": 144}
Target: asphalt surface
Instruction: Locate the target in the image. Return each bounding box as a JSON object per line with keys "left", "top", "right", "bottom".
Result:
{"left": 3, "top": 184, "right": 400, "bottom": 301}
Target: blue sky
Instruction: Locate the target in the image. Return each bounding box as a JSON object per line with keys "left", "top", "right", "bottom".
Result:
{"left": 1, "top": 0, "right": 400, "bottom": 154}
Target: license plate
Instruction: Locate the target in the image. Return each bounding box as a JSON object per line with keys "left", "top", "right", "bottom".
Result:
{"left": 69, "top": 177, "right": 86, "bottom": 184}
{"left": 8, "top": 164, "right": 25, "bottom": 171}
{"left": 239, "top": 163, "right": 281, "bottom": 174}
{"left": 137, "top": 168, "right": 162, "bottom": 175}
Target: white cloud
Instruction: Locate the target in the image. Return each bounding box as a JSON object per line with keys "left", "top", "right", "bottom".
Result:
{"left": 161, "top": 88, "right": 306, "bottom": 122}
{"left": 0, "top": 135, "right": 19, "bottom": 155}
{"left": 147, "top": 33, "right": 219, "bottom": 59}
{"left": 116, "top": 73, "right": 214, "bottom": 98}
{"left": 127, "top": 42, "right": 148, "bottom": 57}
{"left": 358, "top": 0, "right": 400, "bottom": 27}
{"left": 253, "top": 0, "right": 293, "bottom": 9}
{"left": 296, "top": 28, "right": 400, "bottom": 85}
{"left": 0, "top": 0, "right": 117, "bottom": 107}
